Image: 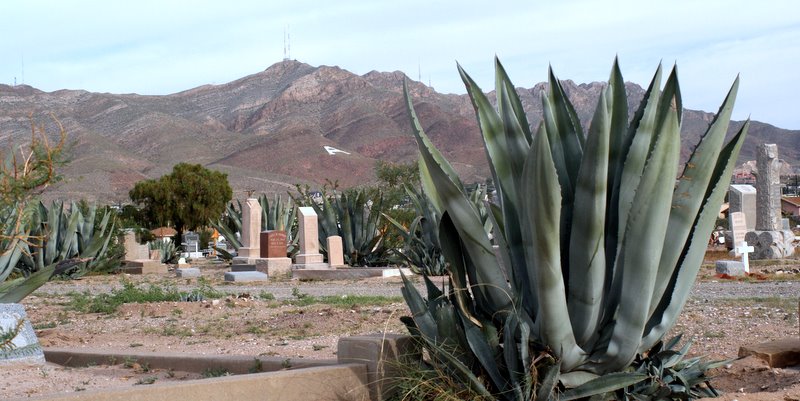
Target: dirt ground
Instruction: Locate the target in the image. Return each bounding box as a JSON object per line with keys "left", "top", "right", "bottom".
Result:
{"left": 3, "top": 256, "right": 799, "bottom": 400}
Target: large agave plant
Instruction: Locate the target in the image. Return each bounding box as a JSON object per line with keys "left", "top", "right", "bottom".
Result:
{"left": 18, "top": 201, "right": 117, "bottom": 278}
{"left": 400, "top": 58, "right": 747, "bottom": 399}
{"left": 385, "top": 183, "right": 491, "bottom": 276}
{"left": 308, "top": 188, "right": 390, "bottom": 267}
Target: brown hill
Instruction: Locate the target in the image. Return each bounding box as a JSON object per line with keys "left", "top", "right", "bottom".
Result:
{"left": 0, "top": 60, "right": 796, "bottom": 203}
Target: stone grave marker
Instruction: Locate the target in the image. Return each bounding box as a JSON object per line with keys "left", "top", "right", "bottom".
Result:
{"left": 756, "top": 144, "right": 781, "bottom": 231}
{"left": 327, "top": 235, "right": 346, "bottom": 268}
{"left": 293, "top": 207, "right": 328, "bottom": 269}
{"left": 234, "top": 198, "right": 262, "bottom": 263}
{"left": 123, "top": 231, "right": 149, "bottom": 261}
{"left": 728, "top": 184, "right": 756, "bottom": 230}
{"left": 0, "top": 304, "right": 45, "bottom": 366}
{"left": 261, "top": 230, "right": 287, "bottom": 258}
{"left": 120, "top": 231, "right": 167, "bottom": 274}
{"left": 736, "top": 241, "right": 755, "bottom": 274}
{"left": 745, "top": 143, "right": 796, "bottom": 259}
{"left": 729, "top": 212, "right": 747, "bottom": 256}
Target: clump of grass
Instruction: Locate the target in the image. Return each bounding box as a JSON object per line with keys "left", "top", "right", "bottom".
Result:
{"left": 67, "top": 279, "right": 224, "bottom": 314}
{"left": 283, "top": 293, "right": 402, "bottom": 308}
{"left": 258, "top": 291, "right": 275, "bottom": 301}
{"left": 202, "top": 367, "right": 230, "bottom": 378}
{"left": 135, "top": 377, "right": 157, "bottom": 385}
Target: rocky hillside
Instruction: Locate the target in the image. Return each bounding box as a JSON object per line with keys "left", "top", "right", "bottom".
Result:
{"left": 0, "top": 60, "right": 796, "bottom": 203}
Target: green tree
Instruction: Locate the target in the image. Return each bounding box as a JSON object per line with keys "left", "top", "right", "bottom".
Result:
{"left": 129, "top": 163, "right": 232, "bottom": 238}
{"left": 374, "top": 160, "right": 420, "bottom": 249}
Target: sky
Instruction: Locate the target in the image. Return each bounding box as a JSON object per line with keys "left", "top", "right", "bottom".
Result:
{"left": 2, "top": 0, "right": 799, "bottom": 129}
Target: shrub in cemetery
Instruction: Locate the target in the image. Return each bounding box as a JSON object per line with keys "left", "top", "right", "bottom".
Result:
{"left": 399, "top": 58, "right": 747, "bottom": 399}
{"left": 129, "top": 163, "right": 232, "bottom": 237}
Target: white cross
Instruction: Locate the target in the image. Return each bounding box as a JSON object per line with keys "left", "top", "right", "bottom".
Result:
{"left": 736, "top": 241, "right": 755, "bottom": 274}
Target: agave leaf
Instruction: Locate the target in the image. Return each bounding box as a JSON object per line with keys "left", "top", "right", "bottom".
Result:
{"left": 464, "top": 319, "right": 511, "bottom": 397}
{"left": 536, "top": 358, "right": 562, "bottom": 401}
{"left": 521, "top": 116, "right": 583, "bottom": 370}
{"left": 567, "top": 84, "right": 611, "bottom": 347}
{"left": 598, "top": 66, "right": 665, "bottom": 336}
{"left": 649, "top": 77, "right": 739, "bottom": 312}
{"left": 0, "top": 263, "right": 56, "bottom": 303}
{"left": 405, "top": 81, "right": 511, "bottom": 313}
{"left": 560, "top": 372, "right": 648, "bottom": 401}
{"left": 640, "top": 122, "right": 748, "bottom": 350}
{"left": 458, "top": 64, "right": 516, "bottom": 210}
{"left": 600, "top": 91, "right": 681, "bottom": 371}
{"left": 612, "top": 65, "right": 663, "bottom": 256}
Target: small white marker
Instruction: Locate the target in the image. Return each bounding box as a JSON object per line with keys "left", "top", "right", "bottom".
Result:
{"left": 735, "top": 241, "right": 754, "bottom": 274}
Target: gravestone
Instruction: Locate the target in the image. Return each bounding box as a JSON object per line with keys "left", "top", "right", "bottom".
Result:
{"left": 234, "top": 198, "right": 262, "bottom": 264}
{"left": 119, "top": 231, "right": 167, "bottom": 274}
{"left": 255, "top": 230, "right": 292, "bottom": 279}
{"left": 123, "top": 231, "right": 149, "bottom": 261}
{"left": 175, "top": 268, "right": 201, "bottom": 278}
{"left": 261, "top": 231, "right": 287, "bottom": 258}
{"left": 728, "top": 185, "right": 757, "bottom": 231}
{"left": 149, "top": 248, "right": 161, "bottom": 261}
{"left": 224, "top": 271, "right": 268, "bottom": 282}
{"left": 0, "top": 304, "right": 45, "bottom": 366}
{"left": 327, "top": 235, "right": 346, "bottom": 268}
{"left": 729, "top": 212, "right": 748, "bottom": 255}
{"left": 745, "top": 144, "right": 796, "bottom": 259}
{"left": 715, "top": 260, "right": 745, "bottom": 276}
{"left": 293, "top": 207, "right": 328, "bottom": 269}
{"left": 182, "top": 232, "right": 200, "bottom": 253}
{"left": 756, "top": 144, "right": 782, "bottom": 231}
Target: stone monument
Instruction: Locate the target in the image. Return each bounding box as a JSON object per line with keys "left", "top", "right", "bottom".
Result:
{"left": 119, "top": 231, "right": 167, "bottom": 274}
{"left": 745, "top": 144, "right": 795, "bottom": 259}
{"left": 293, "top": 207, "right": 328, "bottom": 269}
{"left": 728, "top": 184, "right": 757, "bottom": 230}
{"left": 255, "top": 230, "right": 292, "bottom": 278}
{"left": 327, "top": 235, "right": 346, "bottom": 268}
{"left": 728, "top": 211, "right": 747, "bottom": 256}
{"left": 233, "top": 198, "right": 262, "bottom": 264}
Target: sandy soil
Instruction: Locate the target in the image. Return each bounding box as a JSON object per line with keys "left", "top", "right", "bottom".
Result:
{"left": 2, "top": 259, "right": 799, "bottom": 400}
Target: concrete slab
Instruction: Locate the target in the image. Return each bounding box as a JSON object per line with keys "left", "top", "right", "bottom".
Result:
{"left": 739, "top": 338, "right": 800, "bottom": 368}
{"left": 224, "top": 271, "right": 268, "bottom": 282}
{"left": 118, "top": 260, "right": 168, "bottom": 275}
{"left": 715, "top": 260, "right": 746, "bottom": 276}
{"left": 175, "top": 268, "right": 201, "bottom": 278}
{"left": 338, "top": 334, "right": 419, "bottom": 401}
{"left": 256, "top": 257, "right": 293, "bottom": 279}
{"left": 381, "top": 268, "right": 414, "bottom": 278}
{"left": 293, "top": 267, "right": 413, "bottom": 281}
{"left": 230, "top": 264, "right": 257, "bottom": 272}
{"left": 0, "top": 304, "right": 45, "bottom": 366}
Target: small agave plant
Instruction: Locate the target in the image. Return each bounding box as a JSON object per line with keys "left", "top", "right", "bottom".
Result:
{"left": 400, "top": 58, "right": 747, "bottom": 400}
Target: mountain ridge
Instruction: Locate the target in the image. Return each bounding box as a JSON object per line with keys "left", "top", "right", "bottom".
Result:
{"left": 0, "top": 60, "right": 796, "bottom": 203}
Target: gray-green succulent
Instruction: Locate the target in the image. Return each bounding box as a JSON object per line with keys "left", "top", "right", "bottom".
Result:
{"left": 400, "top": 58, "right": 747, "bottom": 400}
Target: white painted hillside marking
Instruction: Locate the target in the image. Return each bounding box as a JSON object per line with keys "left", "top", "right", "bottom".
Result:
{"left": 324, "top": 146, "right": 350, "bottom": 155}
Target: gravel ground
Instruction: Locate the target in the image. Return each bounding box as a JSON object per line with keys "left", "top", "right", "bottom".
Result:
{"left": 39, "top": 272, "right": 800, "bottom": 301}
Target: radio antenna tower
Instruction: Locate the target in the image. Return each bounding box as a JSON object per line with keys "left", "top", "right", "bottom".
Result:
{"left": 283, "top": 26, "right": 291, "bottom": 61}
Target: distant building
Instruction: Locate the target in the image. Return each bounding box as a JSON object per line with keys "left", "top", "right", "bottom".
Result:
{"left": 782, "top": 196, "right": 800, "bottom": 217}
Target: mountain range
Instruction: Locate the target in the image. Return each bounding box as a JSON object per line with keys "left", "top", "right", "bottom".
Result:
{"left": 0, "top": 60, "right": 797, "bottom": 204}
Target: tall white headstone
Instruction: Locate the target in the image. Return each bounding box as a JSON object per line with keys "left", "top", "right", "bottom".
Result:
{"left": 294, "top": 207, "right": 326, "bottom": 268}
{"left": 237, "top": 198, "right": 262, "bottom": 259}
